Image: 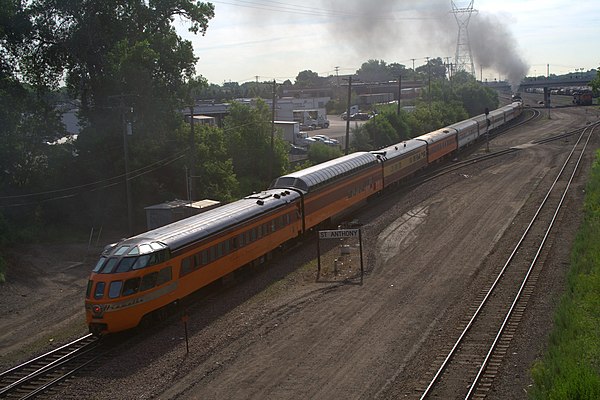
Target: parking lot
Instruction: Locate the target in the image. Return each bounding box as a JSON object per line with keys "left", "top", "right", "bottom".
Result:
{"left": 305, "top": 115, "right": 366, "bottom": 150}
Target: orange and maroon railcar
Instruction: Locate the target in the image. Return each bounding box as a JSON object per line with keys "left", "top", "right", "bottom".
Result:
{"left": 270, "top": 152, "right": 382, "bottom": 230}
{"left": 373, "top": 139, "right": 428, "bottom": 189}
{"left": 415, "top": 127, "right": 459, "bottom": 164}
{"left": 85, "top": 189, "right": 302, "bottom": 334}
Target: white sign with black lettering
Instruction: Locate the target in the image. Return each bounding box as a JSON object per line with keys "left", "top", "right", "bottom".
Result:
{"left": 318, "top": 229, "right": 359, "bottom": 240}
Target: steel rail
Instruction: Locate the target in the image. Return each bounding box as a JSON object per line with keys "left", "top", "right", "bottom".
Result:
{"left": 419, "top": 120, "right": 598, "bottom": 399}
{"left": 465, "top": 121, "right": 597, "bottom": 398}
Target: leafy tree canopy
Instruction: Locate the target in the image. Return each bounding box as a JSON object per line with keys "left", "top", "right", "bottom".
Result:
{"left": 307, "top": 142, "right": 343, "bottom": 164}
{"left": 591, "top": 67, "right": 600, "bottom": 99}
{"left": 295, "top": 70, "right": 325, "bottom": 88}
{"left": 224, "top": 100, "right": 288, "bottom": 195}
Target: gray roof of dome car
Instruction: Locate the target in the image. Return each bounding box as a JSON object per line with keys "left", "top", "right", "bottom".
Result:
{"left": 113, "top": 189, "right": 300, "bottom": 252}
{"left": 270, "top": 152, "right": 379, "bottom": 193}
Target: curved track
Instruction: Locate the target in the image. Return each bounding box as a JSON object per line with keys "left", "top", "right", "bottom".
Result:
{"left": 418, "top": 121, "right": 599, "bottom": 399}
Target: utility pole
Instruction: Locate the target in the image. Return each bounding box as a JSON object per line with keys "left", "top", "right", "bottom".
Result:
{"left": 344, "top": 76, "right": 354, "bottom": 155}
{"left": 397, "top": 75, "right": 402, "bottom": 115}
{"left": 485, "top": 107, "right": 490, "bottom": 153}
{"left": 188, "top": 104, "right": 195, "bottom": 203}
{"left": 269, "top": 80, "right": 276, "bottom": 182}
{"left": 122, "top": 104, "right": 133, "bottom": 236}
{"left": 426, "top": 57, "right": 431, "bottom": 110}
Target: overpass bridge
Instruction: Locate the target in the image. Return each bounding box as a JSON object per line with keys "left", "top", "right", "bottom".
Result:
{"left": 484, "top": 77, "right": 592, "bottom": 106}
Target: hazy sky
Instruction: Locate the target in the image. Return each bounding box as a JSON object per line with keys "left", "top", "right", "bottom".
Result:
{"left": 175, "top": 0, "right": 599, "bottom": 85}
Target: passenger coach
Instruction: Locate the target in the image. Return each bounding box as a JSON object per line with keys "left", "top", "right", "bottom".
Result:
{"left": 86, "top": 189, "right": 303, "bottom": 334}
{"left": 372, "top": 139, "right": 428, "bottom": 188}
{"left": 270, "top": 152, "right": 382, "bottom": 230}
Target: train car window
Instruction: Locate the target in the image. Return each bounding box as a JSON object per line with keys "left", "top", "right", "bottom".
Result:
{"left": 92, "top": 257, "right": 107, "bottom": 273}
{"left": 115, "top": 257, "right": 137, "bottom": 273}
{"left": 147, "top": 253, "right": 160, "bottom": 266}
{"left": 139, "top": 244, "right": 153, "bottom": 254}
{"left": 180, "top": 257, "right": 193, "bottom": 277}
{"left": 257, "top": 226, "right": 262, "bottom": 239}
{"left": 150, "top": 242, "right": 165, "bottom": 251}
{"left": 132, "top": 254, "right": 151, "bottom": 270}
{"left": 114, "top": 246, "right": 130, "bottom": 256}
{"left": 209, "top": 246, "right": 216, "bottom": 262}
{"left": 224, "top": 240, "right": 230, "bottom": 254}
{"left": 122, "top": 277, "right": 141, "bottom": 296}
{"left": 250, "top": 228, "right": 256, "bottom": 242}
{"left": 232, "top": 237, "right": 238, "bottom": 249}
{"left": 140, "top": 272, "right": 158, "bottom": 291}
{"left": 238, "top": 233, "right": 245, "bottom": 247}
{"left": 100, "top": 257, "right": 119, "bottom": 274}
{"left": 271, "top": 221, "right": 276, "bottom": 232}
{"left": 108, "top": 281, "right": 123, "bottom": 299}
{"left": 156, "top": 266, "right": 172, "bottom": 286}
{"left": 217, "top": 242, "right": 223, "bottom": 258}
{"left": 86, "top": 280, "right": 93, "bottom": 298}
{"left": 94, "top": 281, "right": 105, "bottom": 299}
{"left": 202, "top": 250, "right": 208, "bottom": 265}
{"left": 245, "top": 230, "right": 251, "bottom": 243}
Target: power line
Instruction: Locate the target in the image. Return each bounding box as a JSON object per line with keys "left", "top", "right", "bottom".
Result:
{"left": 212, "top": 0, "right": 436, "bottom": 20}
{"left": 2, "top": 116, "right": 276, "bottom": 207}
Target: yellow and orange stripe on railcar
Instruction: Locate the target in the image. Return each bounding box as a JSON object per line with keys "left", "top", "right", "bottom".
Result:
{"left": 381, "top": 145, "right": 428, "bottom": 188}
{"left": 417, "top": 128, "right": 459, "bottom": 164}
{"left": 301, "top": 164, "right": 382, "bottom": 230}
{"left": 85, "top": 201, "right": 302, "bottom": 334}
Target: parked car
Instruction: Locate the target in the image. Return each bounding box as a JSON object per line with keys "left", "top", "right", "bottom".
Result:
{"left": 311, "top": 135, "right": 338, "bottom": 146}
{"left": 289, "top": 144, "right": 307, "bottom": 155}
{"left": 313, "top": 134, "right": 339, "bottom": 145}
{"left": 351, "top": 112, "right": 372, "bottom": 121}
{"left": 298, "top": 136, "right": 318, "bottom": 146}
{"left": 300, "top": 123, "right": 315, "bottom": 131}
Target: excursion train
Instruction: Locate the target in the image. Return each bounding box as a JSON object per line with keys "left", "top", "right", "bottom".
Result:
{"left": 85, "top": 101, "right": 523, "bottom": 335}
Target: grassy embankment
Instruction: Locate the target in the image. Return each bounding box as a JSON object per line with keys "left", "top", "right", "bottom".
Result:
{"left": 530, "top": 149, "right": 600, "bottom": 398}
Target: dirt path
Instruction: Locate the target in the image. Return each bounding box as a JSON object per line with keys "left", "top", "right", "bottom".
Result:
{"left": 3, "top": 107, "right": 596, "bottom": 399}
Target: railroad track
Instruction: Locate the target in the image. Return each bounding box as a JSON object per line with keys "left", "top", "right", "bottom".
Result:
{"left": 418, "top": 121, "right": 599, "bottom": 399}
{"left": 0, "top": 334, "right": 103, "bottom": 399}
{"left": 408, "top": 108, "right": 539, "bottom": 186}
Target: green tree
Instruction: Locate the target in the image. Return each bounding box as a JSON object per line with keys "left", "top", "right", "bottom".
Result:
{"left": 307, "top": 142, "right": 343, "bottom": 164}
{"left": 350, "top": 124, "right": 373, "bottom": 152}
{"left": 295, "top": 70, "right": 324, "bottom": 88}
{"left": 453, "top": 78, "right": 499, "bottom": 116}
{"left": 357, "top": 59, "right": 391, "bottom": 83}
{"left": 387, "top": 63, "right": 409, "bottom": 80}
{"left": 224, "top": 100, "right": 288, "bottom": 195}
{"left": 188, "top": 124, "right": 238, "bottom": 202}
{"left": 0, "top": 1, "right": 65, "bottom": 193}
{"left": 13, "top": 0, "right": 216, "bottom": 230}
{"left": 590, "top": 67, "right": 600, "bottom": 102}
{"left": 363, "top": 116, "right": 399, "bottom": 149}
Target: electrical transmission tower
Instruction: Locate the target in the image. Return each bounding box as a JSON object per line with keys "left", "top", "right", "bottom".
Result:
{"left": 451, "top": 0, "right": 477, "bottom": 77}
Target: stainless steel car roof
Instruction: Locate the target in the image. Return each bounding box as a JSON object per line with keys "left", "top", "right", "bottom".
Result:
{"left": 120, "top": 189, "right": 300, "bottom": 251}
{"left": 270, "top": 152, "right": 379, "bottom": 193}
{"left": 372, "top": 139, "right": 426, "bottom": 160}
{"left": 447, "top": 119, "right": 478, "bottom": 131}
{"left": 415, "top": 127, "right": 458, "bottom": 144}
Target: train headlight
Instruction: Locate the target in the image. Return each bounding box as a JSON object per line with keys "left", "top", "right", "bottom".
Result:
{"left": 91, "top": 305, "right": 104, "bottom": 317}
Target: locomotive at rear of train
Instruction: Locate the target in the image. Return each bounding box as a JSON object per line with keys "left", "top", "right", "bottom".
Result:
{"left": 85, "top": 101, "right": 522, "bottom": 334}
